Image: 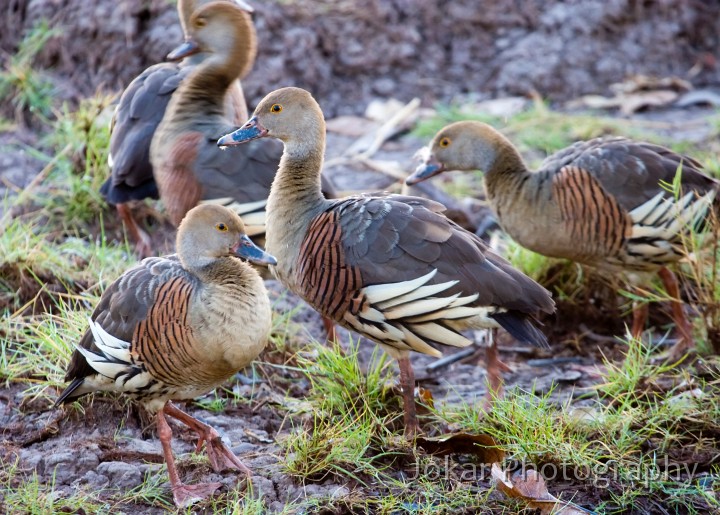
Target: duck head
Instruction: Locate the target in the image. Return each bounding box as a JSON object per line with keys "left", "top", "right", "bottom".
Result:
{"left": 177, "top": 204, "right": 277, "bottom": 268}
{"left": 217, "top": 87, "right": 324, "bottom": 150}
{"left": 178, "top": 0, "right": 254, "bottom": 39}
{"left": 167, "top": 0, "right": 257, "bottom": 79}
{"left": 406, "top": 121, "right": 504, "bottom": 185}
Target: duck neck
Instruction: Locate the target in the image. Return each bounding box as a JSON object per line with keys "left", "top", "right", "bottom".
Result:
{"left": 171, "top": 58, "right": 240, "bottom": 122}
{"left": 265, "top": 130, "right": 329, "bottom": 276}
{"left": 177, "top": 0, "right": 197, "bottom": 38}
{"left": 194, "top": 257, "right": 254, "bottom": 288}
{"left": 482, "top": 142, "right": 532, "bottom": 201}
{"left": 268, "top": 144, "right": 325, "bottom": 214}
{"left": 170, "top": 17, "right": 255, "bottom": 126}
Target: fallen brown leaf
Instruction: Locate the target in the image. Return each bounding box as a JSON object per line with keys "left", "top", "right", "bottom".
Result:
{"left": 492, "top": 463, "right": 595, "bottom": 515}
{"left": 417, "top": 386, "right": 434, "bottom": 409}
{"left": 416, "top": 433, "right": 504, "bottom": 463}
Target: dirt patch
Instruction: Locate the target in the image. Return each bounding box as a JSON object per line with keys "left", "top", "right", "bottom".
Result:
{"left": 3, "top": 0, "right": 719, "bottom": 117}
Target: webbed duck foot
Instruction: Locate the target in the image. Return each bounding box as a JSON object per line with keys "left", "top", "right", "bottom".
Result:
{"left": 172, "top": 481, "right": 223, "bottom": 507}
{"left": 205, "top": 436, "right": 252, "bottom": 475}
{"left": 163, "top": 401, "right": 251, "bottom": 474}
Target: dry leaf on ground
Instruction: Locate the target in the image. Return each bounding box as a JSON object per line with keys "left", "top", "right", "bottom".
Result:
{"left": 491, "top": 463, "right": 595, "bottom": 514}
{"left": 416, "top": 433, "right": 505, "bottom": 463}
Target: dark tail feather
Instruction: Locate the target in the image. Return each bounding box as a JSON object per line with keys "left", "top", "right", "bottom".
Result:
{"left": 100, "top": 178, "right": 159, "bottom": 205}
{"left": 54, "top": 378, "right": 85, "bottom": 408}
{"left": 491, "top": 312, "right": 549, "bottom": 349}
{"left": 99, "top": 177, "right": 112, "bottom": 198}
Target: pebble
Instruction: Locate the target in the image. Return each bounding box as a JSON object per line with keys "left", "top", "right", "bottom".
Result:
{"left": 96, "top": 461, "right": 143, "bottom": 490}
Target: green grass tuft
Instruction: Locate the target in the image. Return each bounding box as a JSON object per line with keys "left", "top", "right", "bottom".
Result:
{"left": 282, "top": 339, "right": 400, "bottom": 483}
{"left": 36, "top": 94, "right": 114, "bottom": 226}
{"left": 0, "top": 214, "right": 132, "bottom": 314}
{"left": 0, "top": 21, "right": 61, "bottom": 124}
{"left": 0, "top": 457, "right": 102, "bottom": 514}
{"left": 436, "top": 335, "right": 720, "bottom": 514}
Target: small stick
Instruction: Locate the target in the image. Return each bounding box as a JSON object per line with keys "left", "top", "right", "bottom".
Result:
{"left": 426, "top": 347, "right": 476, "bottom": 372}
{"left": 526, "top": 357, "right": 584, "bottom": 367}
{"left": 0, "top": 143, "right": 73, "bottom": 230}
{"left": 346, "top": 98, "right": 421, "bottom": 159}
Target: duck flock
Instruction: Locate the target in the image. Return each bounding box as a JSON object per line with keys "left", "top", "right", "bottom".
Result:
{"left": 53, "top": 0, "right": 719, "bottom": 507}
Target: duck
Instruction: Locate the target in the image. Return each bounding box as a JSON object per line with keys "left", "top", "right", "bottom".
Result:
{"left": 406, "top": 121, "right": 719, "bottom": 359}
{"left": 101, "top": 0, "right": 254, "bottom": 257}
{"left": 55, "top": 204, "right": 276, "bottom": 507}
{"left": 216, "top": 87, "right": 555, "bottom": 435}
{"left": 150, "top": 2, "right": 336, "bottom": 235}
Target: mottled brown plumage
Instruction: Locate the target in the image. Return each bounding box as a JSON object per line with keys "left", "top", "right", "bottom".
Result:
{"left": 57, "top": 204, "right": 274, "bottom": 507}
{"left": 101, "top": 0, "right": 251, "bottom": 255}
{"left": 408, "top": 121, "right": 720, "bottom": 356}
{"left": 217, "top": 88, "right": 554, "bottom": 435}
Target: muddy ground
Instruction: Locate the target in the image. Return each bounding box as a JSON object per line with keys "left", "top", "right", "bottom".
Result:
{"left": 3, "top": 0, "right": 720, "bottom": 118}
{"left": 0, "top": 280, "right": 617, "bottom": 514}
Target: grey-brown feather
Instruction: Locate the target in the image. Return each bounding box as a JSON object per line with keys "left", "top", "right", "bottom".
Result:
{"left": 297, "top": 193, "right": 554, "bottom": 350}
{"left": 61, "top": 255, "right": 190, "bottom": 393}
{"left": 101, "top": 64, "right": 251, "bottom": 207}
{"left": 101, "top": 64, "right": 188, "bottom": 205}
{"left": 483, "top": 136, "right": 719, "bottom": 271}
{"left": 539, "top": 137, "right": 715, "bottom": 211}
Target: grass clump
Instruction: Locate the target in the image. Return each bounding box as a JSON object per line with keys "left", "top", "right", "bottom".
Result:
{"left": 38, "top": 94, "right": 114, "bottom": 226}
{"left": 413, "top": 103, "right": 500, "bottom": 139}
{"left": 0, "top": 212, "right": 132, "bottom": 405}
{"left": 1, "top": 295, "right": 92, "bottom": 405}
{"left": 437, "top": 336, "right": 720, "bottom": 514}
{"left": 301, "top": 476, "right": 502, "bottom": 515}
{"left": 503, "top": 238, "right": 556, "bottom": 284}
{"left": 282, "top": 339, "right": 400, "bottom": 484}
{"left": 0, "top": 458, "right": 103, "bottom": 514}
{"left": 0, "top": 20, "right": 61, "bottom": 125}
{"left": 0, "top": 214, "right": 131, "bottom": 314}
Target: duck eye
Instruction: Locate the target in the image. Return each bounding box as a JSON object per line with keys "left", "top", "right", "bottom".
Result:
{"left": 215, "top": 223, "right": 228, "bottom": 232}
{"left": 270, "top": 104, "right": 283, "bottom": 113}
{"left": 439, "top": 137, "right": 451, "bottom": 148}
{"left": 195, "top": 17, "right": 206, "bottom": 28}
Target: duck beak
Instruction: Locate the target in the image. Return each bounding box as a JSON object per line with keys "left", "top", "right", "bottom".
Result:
{"left": 167, "top": 39, "right": 200, "bottom": 61}
{"left": 217, "top": 116, "right": 268, "bottom": 147}
{"left": 405, "top": 159, "right": 445, "bottom": 185}
{"left": 231, "top": 0, "right": 255, "bottom": 12}
{"left": 232, "top": 234, "right": 277, "bottom": 266}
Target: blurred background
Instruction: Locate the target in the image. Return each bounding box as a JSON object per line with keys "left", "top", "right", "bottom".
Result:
{"left": 3, "top": 0, "right": 719, "bottom": 117}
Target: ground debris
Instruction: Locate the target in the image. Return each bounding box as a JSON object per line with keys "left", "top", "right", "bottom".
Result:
{"left": 492, "top": 463, "right": 596, "bottom": 515}
{"left": 416, "top": 433, "right": 504, "bottom": 463}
